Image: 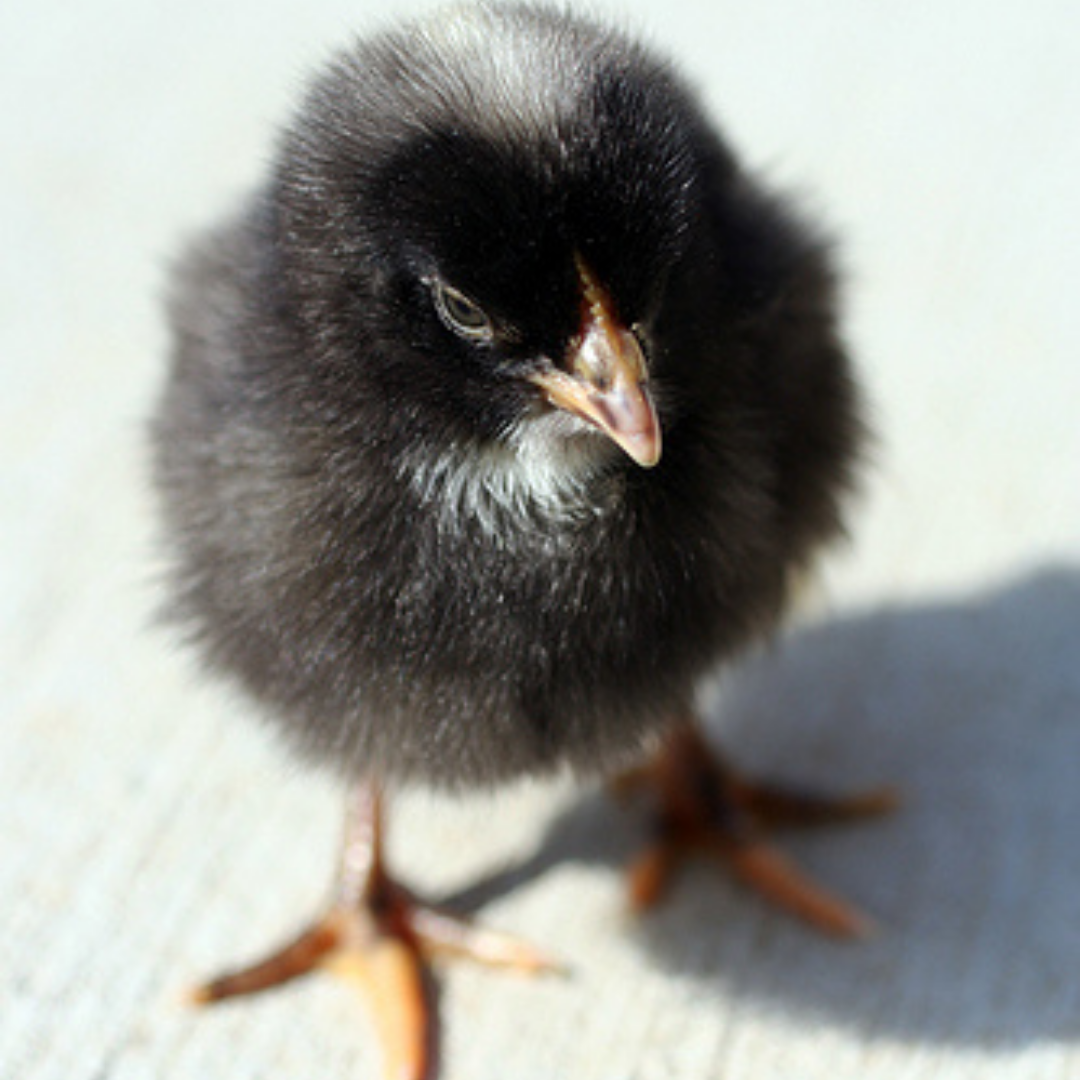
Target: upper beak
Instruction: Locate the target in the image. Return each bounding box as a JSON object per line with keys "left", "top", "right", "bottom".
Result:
{"left": 528, "top": 262, "right": 662, "bottom": 469}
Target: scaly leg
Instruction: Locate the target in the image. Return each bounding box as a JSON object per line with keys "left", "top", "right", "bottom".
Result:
{"left": 190, "top": 783, "right": 557, "bottom": 1080}
{"left": 615, "top": 721, "right": 898, "bottom": 937}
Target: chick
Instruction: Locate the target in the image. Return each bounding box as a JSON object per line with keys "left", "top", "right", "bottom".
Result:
{"left": 153, "top": 5, "right": 893, "bottom": 1077}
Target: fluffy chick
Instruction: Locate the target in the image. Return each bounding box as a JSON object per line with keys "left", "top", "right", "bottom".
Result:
{"left": 154, "top": 6, "right": 889, "bottom": 1079}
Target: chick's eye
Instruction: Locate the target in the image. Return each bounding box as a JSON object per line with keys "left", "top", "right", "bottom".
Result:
{"left": 433, "top": 282, "right": 493, "bottom": 341}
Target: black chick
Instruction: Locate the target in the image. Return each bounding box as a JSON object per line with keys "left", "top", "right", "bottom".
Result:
{"left": 153, "top": 5, "right": 893, "bottom": 1077}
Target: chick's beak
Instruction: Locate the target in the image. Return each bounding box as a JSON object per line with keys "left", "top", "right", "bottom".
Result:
{"left": 528, "top": 262, "right": 662, "bottom": 468}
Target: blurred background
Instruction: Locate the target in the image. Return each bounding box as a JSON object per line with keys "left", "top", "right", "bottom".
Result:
{"left": 2, "top": 2, "right": 1077, "bottom": 1078}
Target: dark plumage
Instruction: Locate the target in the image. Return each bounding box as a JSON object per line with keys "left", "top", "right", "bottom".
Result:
{"left": 153, "top": 5, "right": 883, "bottom": 1077}
{"left": 155, "top": 3, "right": 859, "bottom": 788}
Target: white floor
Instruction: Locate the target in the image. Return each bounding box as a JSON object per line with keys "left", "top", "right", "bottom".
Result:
{"left": 2, "top": 2, "right": 1078, "bottom": 1078}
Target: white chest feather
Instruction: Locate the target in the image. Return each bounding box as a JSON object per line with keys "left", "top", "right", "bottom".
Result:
{"left": 404, "top": 411, "right": 620, "bottom": 537}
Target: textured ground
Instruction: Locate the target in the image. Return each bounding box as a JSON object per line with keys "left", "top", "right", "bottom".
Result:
{"left": 2, "top": 2, "right": 1078, "bottom": 1078}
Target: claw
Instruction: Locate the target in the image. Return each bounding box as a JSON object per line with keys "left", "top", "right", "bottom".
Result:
{"left": 325, "top": 933, "right": 433, "bottom": 1080}
{"left": 187, "top": 783, "right": 556, "bottom": 1080}
{"left": 617, "top": 720, "right": 895, "bottom": 936}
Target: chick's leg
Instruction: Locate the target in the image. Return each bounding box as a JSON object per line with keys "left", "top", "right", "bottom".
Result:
{"left": 191, "top": 783, "right": 555, "bottom": 1080}
{"left": 616, "top": 720, "right": 897, "bottom": 937}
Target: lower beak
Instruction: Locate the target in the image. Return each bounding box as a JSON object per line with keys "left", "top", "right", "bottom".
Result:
{"left": 528, "top": 321, "right": 662, "bottom": 469}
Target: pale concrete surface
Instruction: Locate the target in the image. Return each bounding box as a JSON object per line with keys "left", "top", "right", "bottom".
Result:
{"left": 2, "top": 2, "right": 1078, "bottom": 1078}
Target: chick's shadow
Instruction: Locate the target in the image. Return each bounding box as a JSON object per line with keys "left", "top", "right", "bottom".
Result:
{"left": 440, "top": 565, "right": 1080, "bottom": 1049}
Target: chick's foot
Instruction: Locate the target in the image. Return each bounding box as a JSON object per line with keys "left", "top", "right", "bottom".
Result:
{"left": 190, "top": 784, "right": 557, "bottom": 1080}
{"left": 615, "top": 721, "right": 898, "bottom": 938}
